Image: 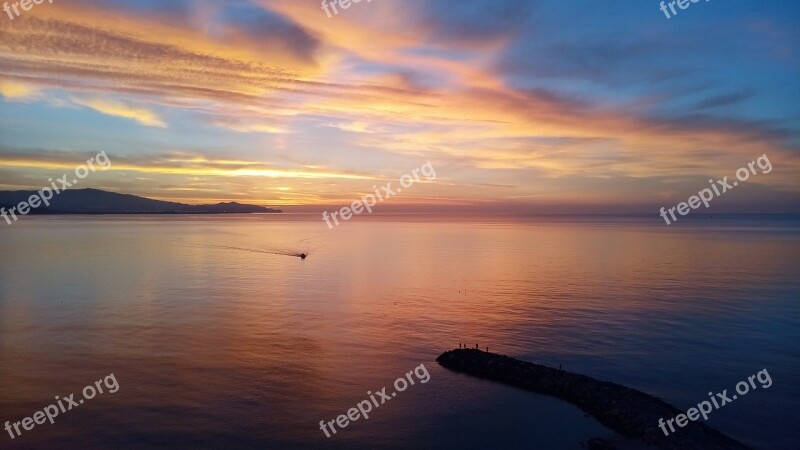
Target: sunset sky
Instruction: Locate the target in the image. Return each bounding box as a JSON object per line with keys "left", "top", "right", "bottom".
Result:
{"left": 1, "top": 0, "right": 798, "bottom": 212}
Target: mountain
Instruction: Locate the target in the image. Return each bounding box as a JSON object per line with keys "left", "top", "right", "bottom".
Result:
{"left": 0, "top": 189, "right": 281, "bottom": 214}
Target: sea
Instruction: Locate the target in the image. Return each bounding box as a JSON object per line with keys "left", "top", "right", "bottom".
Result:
{"left": 1, "top": 214, "right": 798, "bottom": 449}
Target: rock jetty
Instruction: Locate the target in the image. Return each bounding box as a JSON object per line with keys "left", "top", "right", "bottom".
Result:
{"left": 436, "top": 349, "right": 750, "bottom": 449}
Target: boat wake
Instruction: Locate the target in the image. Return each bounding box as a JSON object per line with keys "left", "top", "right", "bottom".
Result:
{"left": 183, "top": 243, "right": 310, "bottom": 259}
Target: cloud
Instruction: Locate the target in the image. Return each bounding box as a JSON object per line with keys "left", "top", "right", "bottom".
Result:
{"left": 0, "top": 0, "right": 797, "bottom": 211}
{"left": 211, "top": 117, "right": 284, "bottom": 134}
{"left": 416, "top": 0, "right": 535, "bottom": 46}
{"left": 0, "top": 79, "right": 38, "bottom": 100}
{"left": 325, "top": 121, "right": 372, "bottom": 133}
{"left": 0, "top": 148, "right": 374, "bottom": 180}
{"left": 690, "top": 90, "right": 755, "bottom": 112}
{"left": 72, "top": 97, "right": 167, "bottom": 127}
{"left": 0, "top": 12, "right": 300, "bottom": 107}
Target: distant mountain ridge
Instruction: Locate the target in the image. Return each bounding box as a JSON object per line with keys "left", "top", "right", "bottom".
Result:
{"left": 0, "top": 188, "right": 281, "bottom": 214}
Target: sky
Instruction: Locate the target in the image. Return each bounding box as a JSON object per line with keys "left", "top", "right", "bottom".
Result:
{"left": 0, "top": 0, "right": 798, "bottom": 213}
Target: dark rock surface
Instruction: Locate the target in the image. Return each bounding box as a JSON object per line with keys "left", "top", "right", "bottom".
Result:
{"left": 437, "top": 349, "right": 750, "bottom": 450}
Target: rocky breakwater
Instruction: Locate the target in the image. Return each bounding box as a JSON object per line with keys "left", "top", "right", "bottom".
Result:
{"left": 436, "top": 349, "right": 750, "bottom": 449}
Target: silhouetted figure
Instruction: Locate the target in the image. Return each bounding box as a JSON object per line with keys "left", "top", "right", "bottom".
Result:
{"left": 475, "top": 343, "right": 478, "bottom": 349}
{"left": 559, "top": 364, "right": 562, "bottom": 370}
{"left": 486, "top": 347, "right": 488, "bottom": 352}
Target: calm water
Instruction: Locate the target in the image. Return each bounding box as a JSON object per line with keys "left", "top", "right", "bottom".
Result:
{"left": 1, "top": 215, "right": 798, "bottom": 449}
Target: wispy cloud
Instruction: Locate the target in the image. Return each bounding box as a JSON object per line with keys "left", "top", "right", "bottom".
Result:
{"left": 72, "top": 97, "right": 167, "bottom": 128}
{"left": 212, "top": 117, "right": 285, "bottom": 134}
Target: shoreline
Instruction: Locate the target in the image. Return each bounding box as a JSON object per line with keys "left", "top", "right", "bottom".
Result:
{"left": 436, "top": 349, "right": 750, "bottom": 449}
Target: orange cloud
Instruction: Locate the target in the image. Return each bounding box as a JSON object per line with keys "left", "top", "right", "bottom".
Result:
{"left": 72, "top": 97, "right": 167, "bottom": 127}
{"left": 0, "top": 79, "right": 38, "bottom": 100}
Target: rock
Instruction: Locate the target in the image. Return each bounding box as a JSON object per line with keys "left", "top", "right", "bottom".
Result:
{"left": 436, "top": 349, "right": 751, "bottom": 450}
